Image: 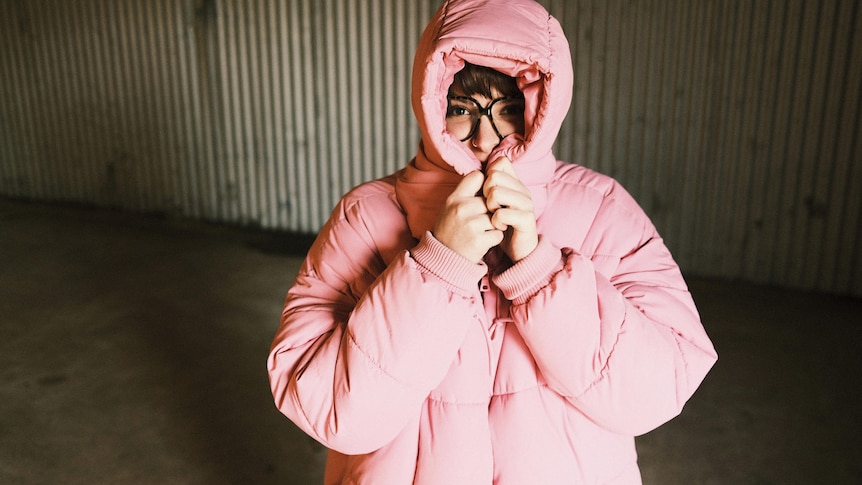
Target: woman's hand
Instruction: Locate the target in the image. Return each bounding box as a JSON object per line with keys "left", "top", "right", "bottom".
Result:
{"left": 433, "top": 170, "right": 505, "bottom": 263}
{"left": 483, "top": 157, "right": 538, "bottom": 262}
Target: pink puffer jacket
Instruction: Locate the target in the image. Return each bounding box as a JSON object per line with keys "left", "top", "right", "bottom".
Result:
{"left": 268, "top": 0, "right": 718, "bottom": 483}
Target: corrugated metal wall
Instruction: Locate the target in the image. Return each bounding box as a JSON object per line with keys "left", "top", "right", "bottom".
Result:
{"left": 545, "top": 0, "right": 862, "bottom": 298}
{"left": 0, "top": 0, "right": 439, "bottom": 230}
{"left": 1, "top": 0, "right": 860, "bottom": 297}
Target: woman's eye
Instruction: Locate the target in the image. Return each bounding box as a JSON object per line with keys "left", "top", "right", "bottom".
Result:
{"left": 446, "top": 106, "right": 471, "bottom": 117}
{"left": 499, "top": 103, "right": 524, "bottom": 118}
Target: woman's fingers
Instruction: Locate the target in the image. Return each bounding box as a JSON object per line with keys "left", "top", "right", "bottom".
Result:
{"left": 483, "top": 157, "right": 539, "bottom": 262}
{"left": 449, "top": 170, "right": 486, "bottom": 200}
{"left": 483, "top": 157, "right": 533, "bottom": 213}
{"left": 434, "top": 171, "right": 505, "bottom": 262}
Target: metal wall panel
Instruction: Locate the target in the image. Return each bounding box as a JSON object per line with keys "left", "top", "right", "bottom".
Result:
{"left": 540, "top": 0, "right": 862, "bottom": 296}
{"left": 0, "top": 0, "right": 438, "bottom": 231}
{"left": 1, "top": 0, "right": 860, "bottom": 296}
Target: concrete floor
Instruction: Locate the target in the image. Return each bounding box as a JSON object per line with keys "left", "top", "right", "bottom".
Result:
{"left": 0, "top": 197, "right": 860, "bottom": 485}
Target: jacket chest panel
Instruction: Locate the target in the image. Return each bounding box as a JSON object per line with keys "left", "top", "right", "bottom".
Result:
{"left": 426, "top": 275, "right": 542, "bottom": 404}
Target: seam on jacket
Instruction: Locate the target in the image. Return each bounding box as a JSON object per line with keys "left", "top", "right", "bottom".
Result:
{"left": 546, "top": 13, "right": 553, "bottom": 71}
{"left": 550, "top": 171, "right": 650, "bottom": 228}
{"left": 673, "top": 327, "right": 688, "bottom": 403}
{"left": 313, "top": 258, "right": 364, "bottom": 302}
{"left": 345, "top": 326, "right": 422, "bottom": 391}
{"left": 334, "top": 182, "right": 401, "bottom": 225}
{"left": 489, "top": 382, "right": 543, "bottom": 397}
{"left": 436, "top": 0, "right": 451, "bottom": 43}
{"left": 552, "top": 175, "right": 659, "bottom": 260}
{"left": 425, "top": 394, "right": 491, "bottom": 406}
{"left": 570, "top": 305, "right": 627, "bottom": 400}
{"left": 324, "top": 183, "right": 404, "bottom": 276}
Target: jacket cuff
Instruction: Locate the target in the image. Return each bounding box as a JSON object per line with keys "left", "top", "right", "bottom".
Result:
{"left": 410, "top": 232, "right": 488, "bottom": 292}
{"left": 492, "top": 237, "right": 562, "bottom": 305}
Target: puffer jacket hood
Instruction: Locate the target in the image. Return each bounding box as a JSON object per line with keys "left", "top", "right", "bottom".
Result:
{"left": 396, "top": 0, "right": 573, "bottom": 239}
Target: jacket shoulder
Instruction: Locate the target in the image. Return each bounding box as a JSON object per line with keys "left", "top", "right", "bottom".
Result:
{"left": 544, "top": 161, "right": 657, "bottom": 256}
{"left": 315, "top": 173, "right": 412, "bottom": 269}
{"left": 550, "top": 161, "right": 647, "bottom": 218}
{"left": 552, "top": 162, "right": 620, "bottom": 195}
{"left": 337, "top": 174, "right": 400, "bottom": 213}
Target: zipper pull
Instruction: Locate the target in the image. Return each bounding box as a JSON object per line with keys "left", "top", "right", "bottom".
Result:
{"left": 479, "top": 275, "right": 490, "bottom": 292}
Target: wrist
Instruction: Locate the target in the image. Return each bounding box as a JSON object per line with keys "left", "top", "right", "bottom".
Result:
{"left": 494, "top": 236, "right": 561, "bottom": 304}
{"left": 411, "top": 232, "right": 488, "bottom": 290}
{"left": 510, "top": 235, "right": 539, "bottom": 262}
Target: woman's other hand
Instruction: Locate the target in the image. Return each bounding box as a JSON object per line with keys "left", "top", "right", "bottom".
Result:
{"left": 483, "top": 157, "right": 538, "bottom": 262}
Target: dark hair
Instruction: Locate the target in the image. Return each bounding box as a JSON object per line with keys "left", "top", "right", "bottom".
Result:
{"left": 449, "top": 62, "right": 522, "bottom": 99}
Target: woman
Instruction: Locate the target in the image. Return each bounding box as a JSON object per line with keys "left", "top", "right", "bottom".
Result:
{"left": 268, "top": 0, "right": 717, "bottom": 483}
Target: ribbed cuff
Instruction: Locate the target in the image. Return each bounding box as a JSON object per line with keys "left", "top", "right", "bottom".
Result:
{"left": 410, "top": 232, "right": 488, "bottom": 292}
{"left": 492, "top": 237, "right": 562, "bottom": 304}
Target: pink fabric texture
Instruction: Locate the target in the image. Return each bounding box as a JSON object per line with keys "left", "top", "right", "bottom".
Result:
{"left": 268, "top": 0, "right": 717, "bottom": 483}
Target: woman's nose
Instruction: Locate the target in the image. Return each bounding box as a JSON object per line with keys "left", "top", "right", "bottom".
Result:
{"left": 472, "top": 116, "right": 501, "bottom": 155}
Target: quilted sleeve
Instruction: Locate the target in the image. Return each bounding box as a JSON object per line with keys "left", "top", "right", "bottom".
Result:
{"left": 267, "top": 193, "right": 486, "bottom": 454}
{"left": 493, "top": 191, "right": 717, "bottom": 436}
